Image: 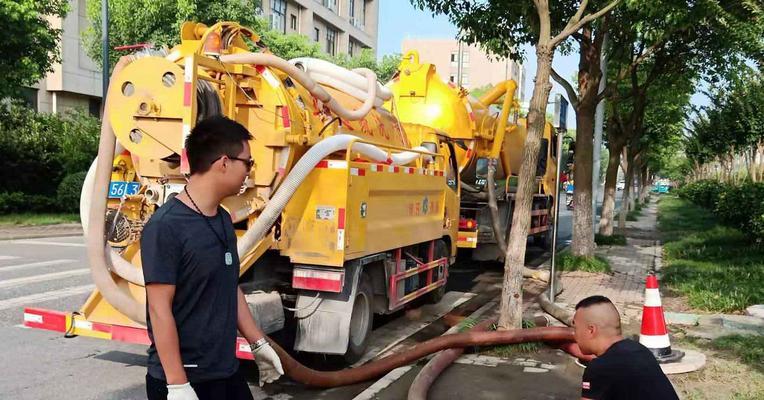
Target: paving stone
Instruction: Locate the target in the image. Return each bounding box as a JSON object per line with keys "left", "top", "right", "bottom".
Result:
{"left": 664, "top": 312, "right": 700, "bottom": 326}
{"left": 746, "top": 304, "right": 764, "bottom": 319}
{"left": 515, "top": 361, "right": 539, "bottom": 367}
{"left": 721, "top": 315, "right": 764, "bottom": 334}
{"left": 523, "top": 367, "right": 549, "bottom": 373}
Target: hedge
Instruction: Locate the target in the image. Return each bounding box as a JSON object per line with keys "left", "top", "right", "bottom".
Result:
{"left": 678, "top": 180, "right": 764, "bottom": 239}
{"left": 0, "top": 102, "right": 99, "bottom": 214}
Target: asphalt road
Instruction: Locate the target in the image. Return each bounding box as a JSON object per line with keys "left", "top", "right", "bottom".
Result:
{"left": 0, "top": 191, "right": 621, "bottom": 399}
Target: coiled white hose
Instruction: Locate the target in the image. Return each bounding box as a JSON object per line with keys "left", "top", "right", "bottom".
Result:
{"left": 80, "top": 157, "right": 145, "bottom": 286}
{"left": 85, "top": 57, "right": 145, "bottom": 323}
{"left": 219, "top": 53, "right": 377, "bottom": 121}
{"left": 237, "top": 134, "right": 434, "bottom": 257}
{"left": 290, "top": 57, "right": 392, "bottom": 101}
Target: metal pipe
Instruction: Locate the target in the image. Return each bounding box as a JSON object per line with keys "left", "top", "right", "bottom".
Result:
{"left": 550, "top": 128, "right": 565, "bottom": 302}
{"left": 592, "top": 33, "right": 608, "bottom": 231}
{"left": 101, "top": 0, "right": 109, "bottom": 103}
{"left": 268, "top": 326, "right": 576, "bottom": 388}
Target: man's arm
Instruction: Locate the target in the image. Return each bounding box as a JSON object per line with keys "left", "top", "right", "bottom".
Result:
{"left": 236, "top": 286, "right": 265, "bottom": 343}
{"left": 146, "top": 283, "right": 187, "bottom": 384}
{"left": 236, "top": 286, "right": 284, "bottom": 386}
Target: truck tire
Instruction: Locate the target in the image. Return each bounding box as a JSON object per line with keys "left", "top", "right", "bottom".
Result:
{"left": 344, "top": 272, "right": 374, "bottom": 363}
{"left": 425, "top": 240, "right": 449, "bottom": 304}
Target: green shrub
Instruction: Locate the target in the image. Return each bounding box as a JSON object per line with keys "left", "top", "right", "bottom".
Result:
{"left": 0, "top": 192, "right": 58, "bottom": 213}
{"left": 595, "top": 234, "right": 627, "bottom": 246}
{"left": 714, "top": 181, "right": 764, "bottom": 237}
{"left": 677, "top": 179, "right": 726, "bottom": 209}
{"left": 558, "top": 251, "right": 611, "bottom": 273}
{"left": 0, "top": 102, "right": 99, "bottom": 197}
{"left": 57, "top": 171, "right": 87, "bottom": 212}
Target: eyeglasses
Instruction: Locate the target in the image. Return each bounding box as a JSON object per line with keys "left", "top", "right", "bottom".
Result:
{"left": 212, "top": 155, "right": 255, "bottom": 169}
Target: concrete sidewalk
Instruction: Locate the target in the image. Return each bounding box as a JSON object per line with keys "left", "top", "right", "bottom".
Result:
{"left": 0, "top": 223, "right": 83, "bottom": 241}
{"left": 551, "top": 198, "right": 662, "bottom": 324}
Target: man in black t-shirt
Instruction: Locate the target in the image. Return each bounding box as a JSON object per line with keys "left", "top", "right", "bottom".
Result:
{"left": 142, "top": 116, "right": 283, "bottom": 400}
{"left": 573, "top": 295, "right": 679, "bottom": 400}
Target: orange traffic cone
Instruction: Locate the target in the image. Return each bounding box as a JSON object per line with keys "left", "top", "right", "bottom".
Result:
{"left": 639, "top": 273, "right": 683, "bottom": 363}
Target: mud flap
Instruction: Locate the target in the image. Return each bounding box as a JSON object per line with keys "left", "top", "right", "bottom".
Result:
{"left": 244, "top": 291, "right": 285, "bottom": 335}
{"left": 293, "top": 262, "right": 363, "bottom": 354}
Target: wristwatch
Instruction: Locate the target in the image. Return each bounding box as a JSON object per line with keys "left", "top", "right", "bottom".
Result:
{"left": 250, "top": 337, "right": 268, "bottom": 351}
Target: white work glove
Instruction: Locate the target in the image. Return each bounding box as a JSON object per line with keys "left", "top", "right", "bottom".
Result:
{"left": 166, "top": 382, "right": 199, "bottom": 400}
{"left": 252, "top": 341, "right": 285, "bottom": 386}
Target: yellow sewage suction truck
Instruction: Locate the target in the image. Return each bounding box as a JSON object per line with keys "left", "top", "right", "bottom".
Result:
{"left": 386, "top": 51, "right": 559, "bottom": 262}
{"left": 23, "top": 22, "right": 460, "bottom": 363}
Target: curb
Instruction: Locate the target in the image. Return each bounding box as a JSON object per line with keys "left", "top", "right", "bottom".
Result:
{"left": 0, "top": 231, "right": 84, "bottom": 241}
{"left": 665, "top": 311, "right": 764, "bottom": 335}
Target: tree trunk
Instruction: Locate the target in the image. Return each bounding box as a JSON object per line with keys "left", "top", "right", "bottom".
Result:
{"left": 572, "top": 101, "right": 596, "bottom": 256}
{"left": 639, "top": 165, "right": 648, "bottom": 203}
{"left": 599, "top": 140, "right": 622, "bottom": 235}
{"left": 570, "top": 26, "right": 601, "bottom": 258}
{"left": 618, "top": 147, "right": 635, "bottom": 230}
{"left": 498, "top": 42, "right": 554, "bottom": 330}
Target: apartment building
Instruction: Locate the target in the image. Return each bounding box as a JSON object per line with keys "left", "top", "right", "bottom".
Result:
{"left": 402, "top": 39, "right": 526, "bottom": 101}
{"left": 259, "top": 0, "right": 379, "bottom": 57}
{"left": 24, "top": 0, "right": 102, "bottom": 115}
{"left": 25, "top": 1, "right": 379, "bottom": 115}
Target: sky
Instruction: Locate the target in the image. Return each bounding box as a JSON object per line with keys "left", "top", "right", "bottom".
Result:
{"left": 377, "top": 0, "right": 710, "bottom": 129}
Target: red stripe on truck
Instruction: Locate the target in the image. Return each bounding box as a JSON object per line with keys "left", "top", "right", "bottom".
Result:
{"left": 338, "top": 208, "right": 346, "bottom": 229}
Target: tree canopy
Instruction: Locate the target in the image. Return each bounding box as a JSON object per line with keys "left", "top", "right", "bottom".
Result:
{"left": 0, "top": 0, "right": 68, "bottom": 98}
{"left": 83, "top": 0, "right": 400, "bottom": 82}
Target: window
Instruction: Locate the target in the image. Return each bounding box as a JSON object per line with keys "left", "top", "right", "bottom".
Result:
{"left": 461, "top": 73, "right": 470, "bottom": 86}
{"left": 88, "top": 97, "right": 102, "bottom": 117}
{"left": 326, "top": 27, "right": 338, "bottom": 56}
{"left": 362, "top": 0, "right": 367, "bottom": 25}
{"left": 322, "top": 0, "right": 338, "bottom": 13}
{"left": 462, "top": 51, "right": 470, "bottom": 63}
{"left": 349, "top": 0, "right": 355, "bottom": 18}
{"left": 450, "top": 52, "right": 457, "bottom": 66}
{"left": 449, "top": 74, "right": 455, "bottom": 83}
{"left": 314, "top": 27, "right": 320, "bottom": 42}
{"left": 271, "top": 0, "right": 286, "bottom": 33}
{"left": 290, "top": 14, "right": 297, "bottom": 30}
{"left": 19, "top": 87, "right": 38, "bottom": 111}
{"left": 349, "top": 40, "right": 356, "bottom": 57}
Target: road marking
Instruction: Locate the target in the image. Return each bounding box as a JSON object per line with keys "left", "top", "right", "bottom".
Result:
{"left": 0, "top": 259, "right": 77, "bottom": 273}
{"left": 0, "top": 268, "right": 89, "bottom": 289}
{"left": 351, "top": 366, "right": 413, "bottom": 400}
{"left": 352, "top": 291, "right": 475, "bottom": 367}
{"left": 0, "top": 284, "right": 94, "bottom": 310}
{"left": 11, "top": 240, "right": 86, "bottom": 247}
{"left": 0, "top": 256, "right": 20, "bottom": 261}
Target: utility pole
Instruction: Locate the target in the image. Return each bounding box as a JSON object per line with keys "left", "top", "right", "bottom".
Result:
{"left": 592, "top": 34, "right": 608, "bottom": 230}
{"left": 550, "top": 94, "right": 568, "bottom": 302}
{"left": 101, "top": 0, "right": 109, "bottom": 105}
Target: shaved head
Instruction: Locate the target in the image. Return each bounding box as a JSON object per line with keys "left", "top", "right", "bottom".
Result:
{"left": 576, "top": 302, "right": 622, "bottom": 335}
{"left": 573, "top": 296, "right": 624, "bottom": 356}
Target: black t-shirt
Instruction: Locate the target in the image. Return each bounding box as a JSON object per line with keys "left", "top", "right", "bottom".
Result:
{"left": 141, "top": 197, "right": 240, "bottom": 382}
{"left": 581, "top": 339, "right": 679, "bottom": 400}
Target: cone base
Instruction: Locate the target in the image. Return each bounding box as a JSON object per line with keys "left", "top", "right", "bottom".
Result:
{"left": 649, "top": 347, "right": 685, "bottom": 364}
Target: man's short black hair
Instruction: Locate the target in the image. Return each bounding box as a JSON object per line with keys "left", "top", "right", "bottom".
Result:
{"left": 185, "top": 116, "right": 253, "bottom": 175}
{"left": 575, "top": 295, "right": 614, "bottom": 310}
